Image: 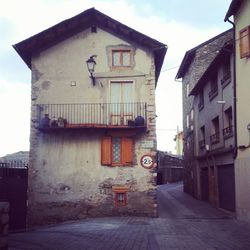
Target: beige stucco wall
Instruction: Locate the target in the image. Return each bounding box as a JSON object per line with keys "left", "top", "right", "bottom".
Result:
{"left": 234, "top": 0, "right": 250, "bottom": 221}
{"left": 28, "top": 27, "right": 157, "bottom": 226}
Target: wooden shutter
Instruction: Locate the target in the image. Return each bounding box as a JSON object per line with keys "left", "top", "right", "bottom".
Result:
{"left": 101, "top": 136, "right": 111, "bottom": 165}
{"left": 239, "top": 26, "right": 250, "bottom": 58}
{"left": 121, "top": 137, "right": 133, "bottom": 166}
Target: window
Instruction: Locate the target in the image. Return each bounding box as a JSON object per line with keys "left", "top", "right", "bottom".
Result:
{"left": 186, "top": 114, "right": 189, "bottom": 129}
{"left": 199, "top": 126, "right": 205, "bottom": 149}
{"left": 223, "top": 107, "right": 233, "bottom": 138}
{"left": 198, "top": 89, "right": 204, "bottom": 110}
{"left": 112, "top": 186, "right": 128, "bottom": 206}
{"left": 239, "top": 26, "right": 250, "bottom": 59}
{"left": 210, "top": 116, "right": 220, "bottom": 144}
{"left": 190, "top": 109, "right": 194, "bottom": 122}
{"left": 209, "top": 71, "right": 218, "bottom": 101}
{"left": 221, "top": 54, "right": 231, "bottom": 87}
{"left": 110, "top": 81, "right": 134, "bottom": 125}
{"left": 101, "top": 136, "right": 133, "bottom": 166}
{"left": 112, "top": 50, "right": 131, "bottom": 67}
{"left": 186, "top": 83, "right": 190, "bottom": 97}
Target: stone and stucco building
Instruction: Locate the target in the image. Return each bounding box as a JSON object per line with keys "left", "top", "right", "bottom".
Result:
{"left": 176, "top": 29, "right": 236, "bottom": 211}
{"left": 13, "top": 8, "right": 167, "bottom": 226}
{"left": 225, "top": 0, "right": 250, "bottom": 221}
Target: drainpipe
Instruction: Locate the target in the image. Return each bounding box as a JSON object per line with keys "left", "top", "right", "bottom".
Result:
{"left": 225, "top": 17, "right": 238, "bottom": 159}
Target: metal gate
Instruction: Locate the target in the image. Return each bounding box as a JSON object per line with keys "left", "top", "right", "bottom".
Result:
{"left": 0, "top": 162, "right": 28, "bottom": 230}
{"left": 217, "top": 164, "right": 235, "bottom": 212}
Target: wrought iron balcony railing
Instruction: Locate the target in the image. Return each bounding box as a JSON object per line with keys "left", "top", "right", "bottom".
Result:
{"left": 199, "top": 139, "right": 205, "bottom": 149}
{"left": 223, "top": 126, "right": 234, "bottom": 139}
{"left": 36, "top": 103, "right": 147, "bottom": 130}
{"left": 210, "top": 132, "right": 220, "bottom": 144}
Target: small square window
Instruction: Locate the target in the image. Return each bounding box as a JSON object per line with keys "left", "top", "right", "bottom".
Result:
{"left": 116, "top": 193, "right": 126, "bottom": 205}
{"left": 112, "top": 186, "right": 128, "bottom": 207}
{"left": 112, "top": 50, "right": 131, "bottom": 67}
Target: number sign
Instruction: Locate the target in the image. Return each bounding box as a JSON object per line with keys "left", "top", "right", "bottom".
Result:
{"left": 140, "top": 154, "right": 154, "bottom": 169}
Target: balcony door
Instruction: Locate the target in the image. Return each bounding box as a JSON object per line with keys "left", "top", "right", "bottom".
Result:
{"left": 110, "top": 81, "right": 134, "bottom": 125}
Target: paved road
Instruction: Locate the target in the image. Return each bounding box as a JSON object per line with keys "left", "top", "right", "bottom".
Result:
{"left": 9, "top": 182, "right": 250, "bottom": 250}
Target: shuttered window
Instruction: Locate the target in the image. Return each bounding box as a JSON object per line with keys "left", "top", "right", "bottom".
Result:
{"left": 239, "top": 26, "right": 250, "bottom": 58}
{"left": 121, "top": 137, "right": 133, "bottom": 165}
{"left": 101, "top": 136, "right": 133, "bottom": 166}
{"left": 101, "top": 136, "right": 112, "bottom": 165}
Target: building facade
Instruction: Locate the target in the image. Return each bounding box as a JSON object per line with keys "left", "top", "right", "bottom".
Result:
{"left": 157, "top": 151, "right": 183, "bottom": 185}
{"left": 225, "top": 0, "right": 250, "bottom": 221}
{"left": 13, "top": 8, "right": 167, "bottom": 226}
{"left": 174, "top": 131, "right": 184, "bottom": 156}
{"left": 176, "top": 29, "right": 235, "bottom": 211}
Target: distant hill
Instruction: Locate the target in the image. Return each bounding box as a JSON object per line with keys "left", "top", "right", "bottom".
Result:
{"left": 0, "top": 151, "right": 29, "bottom": 162}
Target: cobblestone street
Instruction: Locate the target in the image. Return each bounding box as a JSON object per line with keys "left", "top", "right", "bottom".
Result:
{"left": 9, "top": 183, "right": 250, "bottom": 250}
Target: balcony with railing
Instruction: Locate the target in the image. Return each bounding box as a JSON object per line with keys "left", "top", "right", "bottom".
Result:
{"left": 223, "top": 126, "right": 234, "bottom": 139}
{"left": 210, "top": 132, "right": 220, "bottom": 145}
{"left": 199, "top": 139, "right": 206, "bottom": 149}
{"left": 36, "top": 103, "right": 147, "bottom": 130}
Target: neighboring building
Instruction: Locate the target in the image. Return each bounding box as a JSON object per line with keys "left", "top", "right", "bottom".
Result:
{"left": 0, "top": 151, "right": 29, "bottom": 163}
{"left": 0, "top": 152, "right": 28, "bottom": 230}
{"left": 13, "top": 8, "right": 167, "bottom": 226}
{"left": 225, "top": 0, "right": 250, "bottom": 221}
{"left": 174, "top": 131, "right": 183, "bottom": 156}
{"left": 157, "top": 151, "right": 183, "bottom": 184}
{"left": 176, "top": 29, "right": 236, "bottom": 211}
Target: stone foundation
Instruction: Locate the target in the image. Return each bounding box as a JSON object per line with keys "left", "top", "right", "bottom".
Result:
{"left": 28, "top": 189, "right": 156, "bottom": 227}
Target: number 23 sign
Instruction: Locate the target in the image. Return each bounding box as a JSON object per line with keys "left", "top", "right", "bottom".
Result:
{"left": 140, "top": 154, "right": 155, "bottom": 169}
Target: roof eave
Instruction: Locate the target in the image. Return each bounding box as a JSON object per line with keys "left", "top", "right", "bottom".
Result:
{"left": 155, "top": 46, "right": 168, "bottom": 86}
{"left": 224, "top": 0, "right": 243, "bottom": 21}
{"left": 13, "top": 8, "right": 167, "bottom": 72}
{"left": 175, "top": 50, "right": 195, "bottom": 79}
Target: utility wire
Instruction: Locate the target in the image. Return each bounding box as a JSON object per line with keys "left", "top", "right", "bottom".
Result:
{"left": 161, "top": 65, "right": 180, "bottom": 72}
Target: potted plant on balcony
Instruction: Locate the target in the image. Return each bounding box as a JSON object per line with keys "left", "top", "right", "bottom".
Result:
{"left": 57, "top": 117, "right": 67, "bottom": 128}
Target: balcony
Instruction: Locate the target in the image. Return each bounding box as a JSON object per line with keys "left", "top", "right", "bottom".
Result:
{"left": 210, "top": 132, "right": 220, "bottom": 145}
{"left": 199, "top": 139, "right": 205, "bottom": 149}
{"left": 36, "top": 103, "right": 147, "bottom": 130}
{"left": 223, "top": 126, "right": 234, "bottom": 139}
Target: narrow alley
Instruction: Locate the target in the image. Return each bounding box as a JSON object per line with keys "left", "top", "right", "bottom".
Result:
{"left": 8, "top": 182, "right": 250, "bottom": 250}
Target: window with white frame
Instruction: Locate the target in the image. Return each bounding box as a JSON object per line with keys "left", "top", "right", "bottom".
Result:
{"left": 112, "top": 50, "right": 131, "bottom": 67}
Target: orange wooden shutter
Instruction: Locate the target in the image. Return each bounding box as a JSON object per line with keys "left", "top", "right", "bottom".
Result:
{"left": 239, "top": 26, "right": 250, "bottom": 58}
{"left": 121, "top": 137, "right": 133, "bottom": 166}
{"left": 101, "top": 136, "right": 112, "bottom": 165}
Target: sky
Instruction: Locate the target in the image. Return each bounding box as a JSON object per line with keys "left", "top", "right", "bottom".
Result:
{"left": 0, "top": 0, "right": 232, "bottom": 157}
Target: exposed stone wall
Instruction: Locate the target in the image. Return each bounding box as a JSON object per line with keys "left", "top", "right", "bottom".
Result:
{"left": 0, "top": 202, "right": 9, "bottom": 250}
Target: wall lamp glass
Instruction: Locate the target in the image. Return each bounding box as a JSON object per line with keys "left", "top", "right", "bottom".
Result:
{"left": 86, "top": 55, "right": 97, "bottom": 86}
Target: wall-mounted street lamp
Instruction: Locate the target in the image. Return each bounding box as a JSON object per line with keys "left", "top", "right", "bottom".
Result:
{"left": 86, "top": 55, "right": 97, "bottom": 86}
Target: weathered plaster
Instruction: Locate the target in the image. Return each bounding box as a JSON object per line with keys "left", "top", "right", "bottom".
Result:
{"left": 28, "top": 27, "right": 157, "bottom": 226}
